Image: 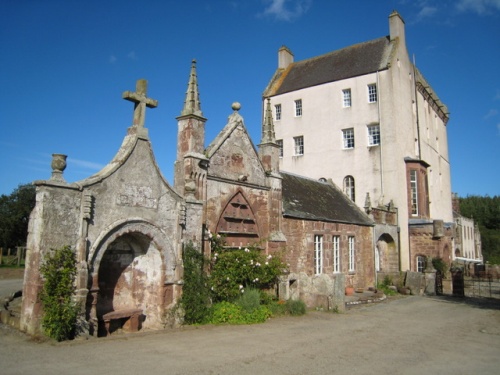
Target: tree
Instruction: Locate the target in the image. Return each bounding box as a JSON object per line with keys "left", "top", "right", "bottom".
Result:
{"left": 0, "top": 183, "right": 36, "bottom": 249}
{"left": 459, "top": 195, "right": 500, "bottom": 264}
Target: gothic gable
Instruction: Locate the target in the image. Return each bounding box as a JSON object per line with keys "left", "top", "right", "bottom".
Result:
{"left": 206, "top": 108, "right": 267, "bottom": 186}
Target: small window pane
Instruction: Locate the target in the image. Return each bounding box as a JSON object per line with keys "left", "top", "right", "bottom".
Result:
{"left": 348, "top": 236, "right": 355, "bottom": 272}
{"left": 294, "top": 136, "right": 304, "bottom": 155}
{"left": 368, "top": 124, "right": 380, "bottom": 146}
{"left": 343, "top": 128, "right": 355, "bottom": 149}
{"left": 275, "top": 104, "right": 281, "bottom": 121}
{"left": 342, "top": 89, "right": 351, "bottom": 107}
{"left": 314, "top": 235, "right": 323, "bottom": 275}
{"left": 276, "top": 139, "right": 283, "bottom": 157}
{"left": 368, "top": 84, "right": 377, "bottom": 103}
{"left": 295, "top": 99, "right": 302, "bottom": 117}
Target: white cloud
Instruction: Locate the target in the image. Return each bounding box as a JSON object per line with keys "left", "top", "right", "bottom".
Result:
{"left": 261, "top": 0, "right": 312, "bottom": 22}
{"left": 417, "top": 5, "right": 438, "bottom": 20}
{"left": 127, "top": 51, "right": 137, "bottom": 60}
{"left": 456, "top": 0, "right": 500, "bottom": 15}
{"left": 497, "top": 122, "right": 500, "bottom": 136}
{"left": 68, "top": 158, "right": 104, "bottom": 171}
{"left": 484, "top": 109, "right": 498, "bottom": 119}
{"left": 109, "top": 55, "right": 117, "bottom": 64}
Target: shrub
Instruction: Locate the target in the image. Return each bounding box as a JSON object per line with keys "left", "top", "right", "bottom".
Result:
{"left": 208, "top": 233, "right": 286, "bottom": 303}
{"left": 236, "top": 288, "right": 261, "bottom": 314}
{"left": 285, "top": 299, "right": 306, "bottom": 316}
{"left": 180, "top": 242, "right": 211, "bottom": 324}
{"left": 209, "top": 301, "right": 270, "bottom": 324}
{"left": 40, "top": 245, "right": 79, "bottom": 341}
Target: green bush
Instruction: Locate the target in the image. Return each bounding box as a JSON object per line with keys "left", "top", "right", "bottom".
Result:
{"left": 209, "top": 301, "right": 270, "bottom": 324}
{"left": 40, "top": 245, "right": 79, "bottom": 341}
{"left": 285, "top": 299, "right": 307, "bottom": 316}
{"left": 180, "top": 243, "right": 211, "bottom": 324}
{"left": 208, "top": 234, "right": 286, "bottom": 303}
{"left": 236, "top": 288, "right": 261, "bottom": 313}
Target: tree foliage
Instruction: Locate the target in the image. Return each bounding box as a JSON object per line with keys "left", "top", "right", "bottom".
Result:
{"left": 40, "top": 245, "right": 79, "bottom": 341}
{"left": 0, "top": 183, "right": 36, "bottom": 249}
{"left": 459, "top": 195, "right": 500, "bottom": 263}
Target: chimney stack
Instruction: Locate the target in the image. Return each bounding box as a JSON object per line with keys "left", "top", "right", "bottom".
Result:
{"left": 278, "top": 45, "right": 294, "bottom": 70}
{"left": 389, "top": 11, "right": 406, "bottom": 49}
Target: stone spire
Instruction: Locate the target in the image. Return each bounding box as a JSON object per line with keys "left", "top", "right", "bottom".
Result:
{"left": 180, "top": 59, "right": 204, "bottom": 118}
{"left": 261, "top": 98, "right": 276, "bottom": 144}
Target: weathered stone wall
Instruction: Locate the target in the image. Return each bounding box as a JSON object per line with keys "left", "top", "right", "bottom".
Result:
{"left": 281, "top": 218, "right": 374, "bottom": 307}
{"left": 409, "top": 222, "right": 453, "bottom": 271}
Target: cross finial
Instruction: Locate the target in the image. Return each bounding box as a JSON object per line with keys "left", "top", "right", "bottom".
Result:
{"left": 122, "top": 79, "right": 158, "bottom": 128}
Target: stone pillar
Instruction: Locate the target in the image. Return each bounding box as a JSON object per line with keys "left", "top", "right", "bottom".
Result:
{"left": 333, "top": 274, "right": 346, "bottom": 312}
{"left": 424, "top": 256, "right": 436, "bottom": 295}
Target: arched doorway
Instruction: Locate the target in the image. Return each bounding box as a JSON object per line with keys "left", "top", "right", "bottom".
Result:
{"left": 88, "top": 220, "right": 175, "bottom": 336}
{"left": 376, "top": 233, "right": 397, "bottom": 273}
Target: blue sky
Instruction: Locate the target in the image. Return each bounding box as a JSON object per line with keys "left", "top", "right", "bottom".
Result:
{"left": 1, "top": 0, "right": 499, "bottom": 197}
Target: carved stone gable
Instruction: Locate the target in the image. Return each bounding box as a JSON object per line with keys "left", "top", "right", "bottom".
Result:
{"left": 216, "top": 191, "right": 259, "bottom": 248}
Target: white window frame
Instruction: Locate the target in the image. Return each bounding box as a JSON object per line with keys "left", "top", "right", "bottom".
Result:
{"left": 333, "top": 235, "right": 340, "bottom": 273}
{"left": 368, "top": 84, "right": 377, "bottom": 103}
{"left": 417, "top": 255, "right": 426, "bottom": 273}
{"left": 342, "top": 89, "right": 351, "bottom": 108}
{"left": 343, "top": 175, "right": 355, "bottom": 202}
{"left": 342, "top": 128, "right": 354, "bottom": 149}
{"left": 276, "top": 139, "right": 283, "bottom": 158}
{"left": 294, "top": 99, "right": 302, "bottom": 117}
{"left": 348, "top": 236, "right": 355, "bottom": 272}
{"left": 410, "top": 170, "right": 418, "bottom": 216}
{"left": 294, "top": 136, "right": 304, "bottom": 156}
{"left": 314, "top": 235, "right": 323, "bottom": 275}
{"left": 367, "top": 124, "right": 380, "bottom": 146}
{"left": 275, "top": 104, "right": 281, "bottom": 121}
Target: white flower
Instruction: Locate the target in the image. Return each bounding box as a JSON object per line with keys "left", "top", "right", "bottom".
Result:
{"left": 256, "top": 262, "right": 261, "bottom": 267}
{"left": 265, "top": 261, "right": 269, "bottom": 265}
{"left": 255, "top": 278, "right": 259, "bottom": 282}
{"left": 239, "top": 285, "right": 243, "bottom": 289}
{"left": 267, "top": 255, "right": 272, "bottom": 259}
{"left": 241, "top": 289, "right": 244, "bottom": 293}
{"left": 209, "top": 232, "right": 213, "bottom": 238}
{"left": 214, "top": 253, "right": 218, "bottom": 257}
{"left": 216, "top": 234, "right": 221, "bottom": 239}
{"left": 244, "top": 248, "right": 250, "bottom": 253}
{"left": 226, "top": 277, "right": 230, "bottom": 281}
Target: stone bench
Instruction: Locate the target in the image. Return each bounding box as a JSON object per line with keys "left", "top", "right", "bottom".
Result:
{"left": 102, "top": 308, "right": 143, "bottom": 336}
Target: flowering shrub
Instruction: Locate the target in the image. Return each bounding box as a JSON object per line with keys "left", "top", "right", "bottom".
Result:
{"left": 207, "top": 232, "right": 286, "bottom": 302}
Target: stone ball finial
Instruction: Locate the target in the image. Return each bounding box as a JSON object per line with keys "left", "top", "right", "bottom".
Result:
{"left": 232, "top": 102, "right": 241, "bottom": 111}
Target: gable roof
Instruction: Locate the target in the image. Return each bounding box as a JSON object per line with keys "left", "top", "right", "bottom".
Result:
{"left": 281, "top": 172, "right": 373, "bottom": 226}
{"left": 264, "top": 36, "right": 395, "bottom": 97}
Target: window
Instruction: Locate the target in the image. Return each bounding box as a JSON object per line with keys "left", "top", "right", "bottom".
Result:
{"left": 276, "top": 139, "right": 283, "bottom": 157}
{"left": 342, "top": 89, "right": 351, "bottom": 107}
{"left": 294, "top": 99, "right": 302, "bottom": 117}
{"left": 294, "top": 136, "right": 304, "bottom": 155}
{"left": 410, "top": 170, "right": 418, "bottom": 216}
{"left": 368, "top": 84, "right": 377, "bottom": 103}
{"left": 333, "top": 235, "right": 340, "bottom": 273}
{"left": 314, "top": 235, "right": 323, "bottom": 275}
{"left": 348, "top": 236, "right": 355, "bottom": 272}
{"left": 342, "top": 128, "right": 354, "bottom": 149}
{"left": 417, "top": 255, "right": 426, "bottom": 273}
{"left": 343, "top": 176, "right": 355, "bottom": 202}
{"left": 275, "top": 104, "right": 281, "bottom": 121}
{"left": 367, "top": 124, "right": 380, "bottom": 146}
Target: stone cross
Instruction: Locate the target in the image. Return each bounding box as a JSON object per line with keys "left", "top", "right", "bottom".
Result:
{"left": 122, "top": 79, "right": 158, "bottom": 128}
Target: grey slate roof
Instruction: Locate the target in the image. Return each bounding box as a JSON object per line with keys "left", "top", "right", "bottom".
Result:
{"left": 281, "top": 172, "right": 373, "bottom": 226}
{"left": 265, "top": 36, "right": 394, "bottom": 96}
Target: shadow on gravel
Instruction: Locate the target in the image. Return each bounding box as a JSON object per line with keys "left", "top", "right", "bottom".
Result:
{"left": 429, "top": 295, "right": 500, "bottom": 311}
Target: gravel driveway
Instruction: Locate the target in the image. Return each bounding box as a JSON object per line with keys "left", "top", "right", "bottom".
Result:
{"left": 1, "top": 293, "right": 499, "bottom": 375}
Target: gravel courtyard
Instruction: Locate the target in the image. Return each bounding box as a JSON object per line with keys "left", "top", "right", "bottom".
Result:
{"left": 1, "top": 278, "right": 499, "bottom": 375}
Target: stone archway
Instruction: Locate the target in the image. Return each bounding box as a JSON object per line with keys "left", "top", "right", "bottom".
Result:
{"left": 376, "top": 233, "right": 398, "bottom": 274}
{"left": 88, "top": 219, "right": 176, "bottom": 336}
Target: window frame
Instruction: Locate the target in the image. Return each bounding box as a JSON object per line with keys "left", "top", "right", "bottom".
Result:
{"left": 276, "top": 139, "right": 283, "bottom": 158}
{"left": 275, "top": 104, "right": 281, "bottom": 121}
{"left": 410, "top": 170, "right": 418, "bottom": 216}
{"left": 332, "top": 235, "right": 340, "bottom": 273}
{"left": 367, "top": 124, "right": 380, "bottom": 146}
{"left": 348, "top": 236, "right": 355, "bottom": 272}
{"left": 314, "top": 235, "right": 323, "bottom": 275}
{"left": 368, "top": 84, "right": 378, "bottom": 103}
{"left": 417, "top": 255, "right": 426, "bottom": 273}
{"left": 342, "top": 89, "right": 352, "bottom": 108}
{"left": 343, "top": 175, "right": 355, "bottom": 202}
{"left": 294, "top": 99, "right": 302, "bottom": 117}
{"left": 293, "top": 136, "right": 304, "bottom": 156}
{"left": 342, "top": 128, "right": 355, "bottom": 149}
